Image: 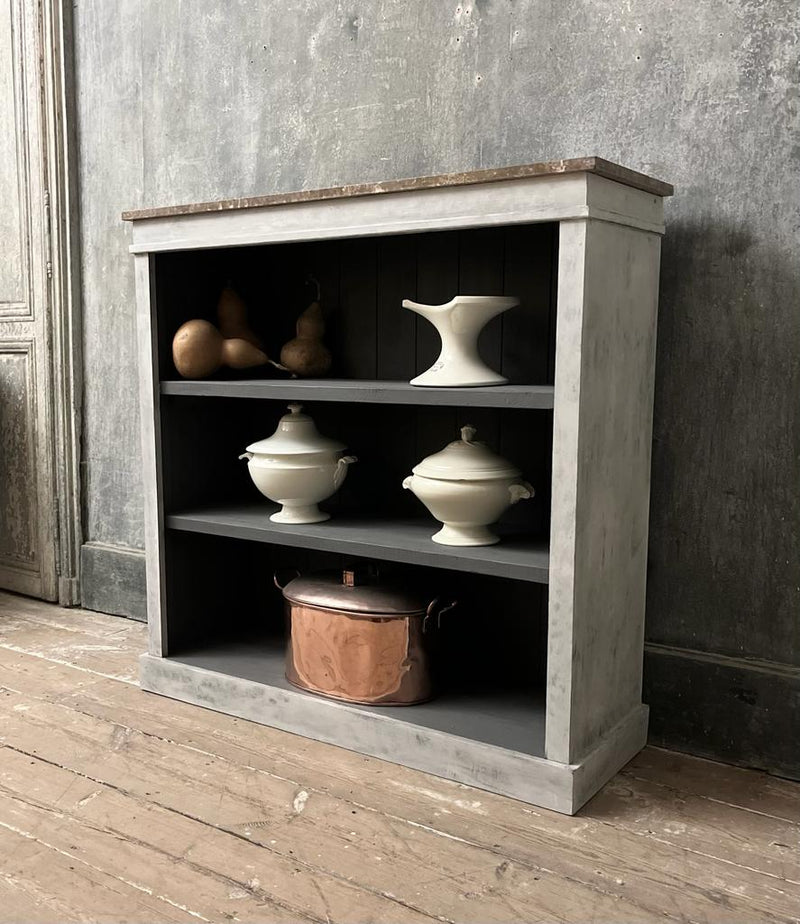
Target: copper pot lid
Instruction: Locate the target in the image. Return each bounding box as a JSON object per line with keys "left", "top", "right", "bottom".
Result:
{"left": 246, "top": 404, "right": 346, "bottom": 455}
{"left": 279, "top": 568, "right": 431, "bottom": 616}
{"left": 412, "top": 425, "right": 521, "bottom": 481}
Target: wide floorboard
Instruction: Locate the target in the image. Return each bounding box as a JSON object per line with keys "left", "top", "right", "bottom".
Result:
{"left": 0, "top": 591, "right": 797, "bottom": 923}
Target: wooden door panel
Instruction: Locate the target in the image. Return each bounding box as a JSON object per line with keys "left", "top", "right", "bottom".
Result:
{"left": 0, "top": 0, "right": 27, "bottom": 313}
{"left": 0, "top": 344, "right": 39, "bottom": 592}
{"left": 0, "top": 0, "right": 58, "bottom": 600}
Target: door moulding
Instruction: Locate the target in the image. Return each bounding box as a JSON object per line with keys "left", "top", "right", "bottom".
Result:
{"left": 39, "top": 0, "right": 83, "bottom": 605}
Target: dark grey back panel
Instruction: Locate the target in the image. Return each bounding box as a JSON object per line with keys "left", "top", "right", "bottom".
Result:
{"left": 164, "top": 530, "right": 547, "bottom": 695}
{"left": 154, "top": 226, "right": 554, "bottom": 689}
{"left": 154, "top": 224, "right": 558, "bottom": 385}
{"left": 159, "top": 395, "right": 553, "bottom": 534}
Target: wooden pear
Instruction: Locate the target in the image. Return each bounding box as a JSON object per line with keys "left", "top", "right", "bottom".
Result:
{"left": 221, "top": 337, "right": 271, "bottom": 369}
{"left": 280, "top": 301, "right": 332, "bottom": 377}
{"left": 172, "top": 319, "right": 269, "bottom": 378}
{"left": 217, "top": 284, "right": 263, "bottom": 348}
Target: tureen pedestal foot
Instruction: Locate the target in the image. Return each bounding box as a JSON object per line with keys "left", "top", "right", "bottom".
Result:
{"left": 271, "top": 504, "right": 330, "bottom": 525}
{"left": 431, "top": 523, "right": 500, "bottom": 546}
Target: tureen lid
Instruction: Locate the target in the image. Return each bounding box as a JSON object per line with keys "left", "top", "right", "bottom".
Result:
{"left": 412, "top": 425, "right": 521, "bottom": 481}
{"left": 245, "top": 404, "right": 346, "bottom": 455}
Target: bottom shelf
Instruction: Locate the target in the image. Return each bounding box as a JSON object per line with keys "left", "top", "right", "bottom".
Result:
{"left": 167, "top": 635, "right": 545, "bottom": 756}
{"left": 139, "top": 641, "right": 650, "bottom": 815}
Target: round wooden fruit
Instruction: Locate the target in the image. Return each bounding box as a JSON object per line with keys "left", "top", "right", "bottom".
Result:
{"left": 172, "top": 319, "right": 269, "bottom": 378}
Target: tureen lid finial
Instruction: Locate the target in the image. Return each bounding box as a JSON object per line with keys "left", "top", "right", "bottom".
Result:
{"left": 287, "top": 403, "right": 303, "bottom": 415}
{"left": 461, "top": 425, "right": 477, "bottom": 443}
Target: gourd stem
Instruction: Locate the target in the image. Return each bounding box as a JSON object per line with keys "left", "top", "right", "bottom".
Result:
{"left": 305, "top": 273, "right": 321, "bottom": 302}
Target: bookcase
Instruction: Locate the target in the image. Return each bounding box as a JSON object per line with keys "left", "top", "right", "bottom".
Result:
{"left": 126, "top": 158, "right": 672, "bottom": 814}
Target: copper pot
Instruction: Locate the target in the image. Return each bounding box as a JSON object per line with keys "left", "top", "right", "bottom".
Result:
{"left": 275, "top": 568, "right": 455, "bottom": 706}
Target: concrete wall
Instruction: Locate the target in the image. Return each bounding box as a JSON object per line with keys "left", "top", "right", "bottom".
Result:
{"left": 74, "top": 1, "right": 799, "bottom": 774}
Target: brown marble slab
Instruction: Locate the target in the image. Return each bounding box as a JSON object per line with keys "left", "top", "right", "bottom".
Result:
{"left": 122, "top": 157, "right": 673, "bottom": 221}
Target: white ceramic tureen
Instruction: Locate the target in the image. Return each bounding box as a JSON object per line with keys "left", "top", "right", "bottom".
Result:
{"left": 402, "top": 425, "right": 533, "bottom": 546}
{"left": 239, "top": 404, "right": 356, "bottom": 524}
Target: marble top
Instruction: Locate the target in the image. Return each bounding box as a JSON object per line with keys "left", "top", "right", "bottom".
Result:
{"left": 122, "top": 157, "right": 673, "bottom": 222}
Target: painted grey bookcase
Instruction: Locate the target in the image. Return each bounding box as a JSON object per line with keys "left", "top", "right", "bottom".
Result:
{"left": 126, "top": 158, "right": 672, "bottom": 814}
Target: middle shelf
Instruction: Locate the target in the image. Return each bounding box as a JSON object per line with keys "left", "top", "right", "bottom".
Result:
{"left": 167, "top": 503, "right": 550, "bottom": 583}
{"left": 161, "top": 378, "right": 555, "bottom": 409}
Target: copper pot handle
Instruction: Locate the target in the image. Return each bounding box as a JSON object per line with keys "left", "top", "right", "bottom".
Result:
{"left": 424, "top": 597, "right": 457, "bottom": 631}
{"left": 274, "top": 568, "right": 301, "bottom": 591}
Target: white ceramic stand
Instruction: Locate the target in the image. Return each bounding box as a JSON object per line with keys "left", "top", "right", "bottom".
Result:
{"left": 402, "top": 295, "right": 519, "bottom": 387}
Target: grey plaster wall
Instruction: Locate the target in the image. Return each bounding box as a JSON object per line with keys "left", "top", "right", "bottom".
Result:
{"left": 75, "top": 1, "right": 799, "bottom": 772}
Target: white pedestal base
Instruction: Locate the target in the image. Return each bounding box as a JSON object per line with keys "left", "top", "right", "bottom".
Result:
{"left": 410, "top": 367, "right": 508, "bottom": 388}
{"left": 270, "top": 504, "right": 329, "bottom": 524}
{"left": 431, "top": 523, "right": 500, "bottom": 546}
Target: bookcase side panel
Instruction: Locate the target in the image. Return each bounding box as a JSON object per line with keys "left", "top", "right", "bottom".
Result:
{"left": 545, "top": 220, "right": 586, "bottom": 762}
{"left": 547, "top": 219, "right": 662, "bottom": 763}
{"left": 135, "top": 252, "right": 167, "bottom": 656}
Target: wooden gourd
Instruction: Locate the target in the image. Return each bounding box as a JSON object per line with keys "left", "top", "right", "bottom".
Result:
{"left": 280, "top": 301, "right": 332, "bottom": 377}
{"left": 172, "top": 319, "right": 269, "bottom": 378}
{"left": 217, "top": 284, "right": 263, "bottom": 348}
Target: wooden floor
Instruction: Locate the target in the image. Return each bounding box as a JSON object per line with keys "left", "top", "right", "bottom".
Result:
{"left": 0, "top": 592, "right": 797, "bottom": 923}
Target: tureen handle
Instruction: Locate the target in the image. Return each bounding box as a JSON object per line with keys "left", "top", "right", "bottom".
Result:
{"left": 508, "top": 480, "right": 534, "bottom": 504}
{"left": 238, "top": 452, "right": 253, "bottom": 461}
{"left": 334, "top": 455, "right": 357, "bottom": 489}
{"left": 460, "top": 425, "right": 477, "bottom": 443}
{"left": 402, "top": 475, "right": 413, "bottom": 490}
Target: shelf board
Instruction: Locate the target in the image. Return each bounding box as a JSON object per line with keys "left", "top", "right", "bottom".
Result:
{"left": 166, "top": 635, "right": 546, "bottom": 756}
{"left": 167, "top": 504, "right": 550, "bottom": 583}
{"left": 160, "top": 378, "right": 555, "bottom": 409}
